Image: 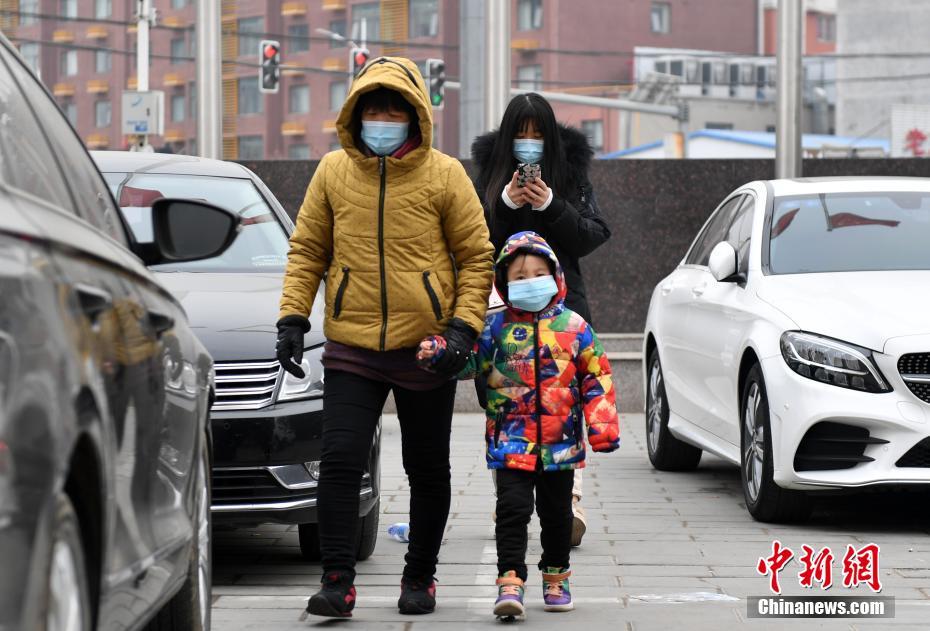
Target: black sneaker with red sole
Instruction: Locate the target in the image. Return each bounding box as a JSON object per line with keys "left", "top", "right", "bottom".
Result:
{"left": 306, "top": 571, "right": 357, "bottom": 618}
{"left": 398, "top": 576, "right": 437, "bottom": 615}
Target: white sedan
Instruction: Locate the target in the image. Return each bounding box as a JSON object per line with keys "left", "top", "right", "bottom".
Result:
{"left": 643, "top": 177, "right": 930, "bottom": 522}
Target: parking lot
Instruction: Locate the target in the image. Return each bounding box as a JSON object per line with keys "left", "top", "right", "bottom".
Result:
{"left": 212, "top": 411, "right": 930, "bottom": 630}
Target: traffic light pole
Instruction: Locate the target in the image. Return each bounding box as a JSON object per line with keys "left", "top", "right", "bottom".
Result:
{"left": 776, "top": 0, "right": 803, "bottom": 178}
{"left": 132, "top": 0, "right": 152, "bottom": 152}
{"left": 196, "top": 0, "right": 222, "bottom": 159}
{"left": 484, "top": 0, "right": 510, "bottom": 130}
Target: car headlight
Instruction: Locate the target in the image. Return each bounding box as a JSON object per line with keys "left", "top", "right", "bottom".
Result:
{"left": 779, "top": 331, "right": 890, "bottom": 393}
{"left": 277, "top": 345, "right": 325, "bottom": 402}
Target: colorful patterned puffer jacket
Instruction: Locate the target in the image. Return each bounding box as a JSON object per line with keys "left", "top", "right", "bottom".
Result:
{"left": 461, "top": 231, "right": 620, "bottom": 472}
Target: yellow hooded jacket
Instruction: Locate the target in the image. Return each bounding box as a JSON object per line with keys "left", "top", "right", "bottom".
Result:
{"left": 279, "top": 56, "right": 494, "bottom": 351}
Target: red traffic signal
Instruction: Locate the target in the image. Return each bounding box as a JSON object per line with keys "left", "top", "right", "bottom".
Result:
{"left": 350, "top": 47, "right": 370, "bottom": 77}
{"left": 263, "top": 43, "right": 279, "bottom": 60}
{"left": 259, "top": 39, "right": 281, "bottom": 94}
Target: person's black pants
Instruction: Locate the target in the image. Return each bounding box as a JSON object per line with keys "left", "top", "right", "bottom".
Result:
{"left": 495, "top": 468, "right": 574, "bottom": 581}
{"left": 317, "top": 368, "right": 456, "bottom": 582}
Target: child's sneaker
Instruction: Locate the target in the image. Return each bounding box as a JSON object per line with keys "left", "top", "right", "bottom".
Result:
{"left": 493, "top": 571, "right": 525, "bottom": 619}
{"left": 542, "top": 567, "right": 573, "bottom": 612}
{"left": 398, "top": 576, "right": 437, "bottom": 615}
{"left": 306, "top": 571, "right": 356, "bottom": 618}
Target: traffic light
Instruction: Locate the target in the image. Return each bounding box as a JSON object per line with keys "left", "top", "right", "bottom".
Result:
{"left": 426, "top": 58, "right": 445, "bottom": 109}
{"left": 350, "top": 46, "right": 371, "bottom": 77}
{"left": 259, "top": 40, "right": 281, "bottom": 94}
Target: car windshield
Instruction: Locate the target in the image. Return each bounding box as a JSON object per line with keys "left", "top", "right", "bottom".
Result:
{"left": 103, "top": 172, "right": 290, "bottom": 273}
{"left": 768, "top": 191, "right": 930, "bottom": 274}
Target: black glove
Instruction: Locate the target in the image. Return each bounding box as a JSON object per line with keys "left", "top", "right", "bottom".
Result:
{"left": 276, "top": 315, "right": 310, "bottom": 379}
{"left": 432, "top": 318, "right": 478, "bottom": 377}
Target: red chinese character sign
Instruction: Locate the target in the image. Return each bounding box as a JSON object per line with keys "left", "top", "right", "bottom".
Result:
{"left": 841, "top": 544, "right": 883, "bottom": 593}
{"left": 904, "top": 128, "right": 928, "bottom": 157}
{"left": 756, "top": 540, "right": 794, "bottom": 594}
{"left": 798, "top": 545, "right": 834, "bottom": 590}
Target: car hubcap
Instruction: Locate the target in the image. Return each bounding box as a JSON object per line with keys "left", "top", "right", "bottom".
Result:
{"left": 47, "top": 539, "right": 84, "bottom": 631}
{"left": 647, "top": 361, "right": 664, "bottom": 454}
{"left": 743, "top": 383, "right": 764, "bottom": 503}
{"left": 197, "top": 449, "right": 211, "bottom": 628}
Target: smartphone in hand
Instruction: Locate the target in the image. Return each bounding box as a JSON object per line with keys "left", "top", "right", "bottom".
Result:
{"left": 517, "top": 163, "right": 540, "bottom": 187}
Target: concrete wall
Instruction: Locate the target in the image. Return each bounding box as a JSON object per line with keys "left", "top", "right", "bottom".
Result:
{"left": 836, "top": 0, "right": 930, "bottom": 139}
{"left": 242, "top": 157, "right": 930, "bottom": 334}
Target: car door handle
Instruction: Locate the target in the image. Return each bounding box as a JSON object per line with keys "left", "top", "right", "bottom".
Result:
{"left": 660, "top": 282, "right": 674, "bottom": 296}
{"left": 148, "top": 311, "right": 175, "bottom": 338}
{"left": 75, "top": 284, "right": 113, "bottom": 322}
{"left": 691, "top": 283, "right": 707, "bottom": 297}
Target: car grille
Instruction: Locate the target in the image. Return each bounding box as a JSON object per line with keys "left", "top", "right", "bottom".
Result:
{"left": 896, "top": 437, "right": 930, "bottom": 468}
{"left": 793, "top": 421, "right": 888, "bottom": 472}
{"left": 211, "top": 467, "right": 316, "bottom": 506}
{"left": 212, "top": 360, "right": 280, "bottom": 411}
{"left": 898, "top": 353, "right": 930, "bottom": 403}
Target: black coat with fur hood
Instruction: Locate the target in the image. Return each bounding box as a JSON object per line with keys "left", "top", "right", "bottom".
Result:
{"left": 471, "top": 124, "right": 610, "bottom": 324}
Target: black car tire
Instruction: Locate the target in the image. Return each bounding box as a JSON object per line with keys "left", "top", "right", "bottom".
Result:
{"left": 740, "top": 364, "right": 811, "bottom": 523}
{"left": 298, "top": 523, "right": 322, "bottom": 562}
{"left": 44, "top": 492, "right": 93, "bottom": 631}
{"left": 645, "top": 348, "right": 702, "bottom": 471}
{"left": 148, "top": 434, "right": 212, "bottom": 631}
{"left": 356, "top": 499, "right": 380, "bottom": 562}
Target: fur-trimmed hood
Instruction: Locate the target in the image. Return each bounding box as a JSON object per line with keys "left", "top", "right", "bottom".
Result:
{"left": 470, "top": 123, "right": 594, "bottom": 194}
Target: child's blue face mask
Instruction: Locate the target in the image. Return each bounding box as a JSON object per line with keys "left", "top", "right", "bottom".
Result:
{"left": 513, "top": 139, "right": 544, "bottom": 164}
{"left": 508, "top": 275, "right": 558, "bottom": 312}
{"left": 361, "top": 120, "right": 409, "bottom": 156}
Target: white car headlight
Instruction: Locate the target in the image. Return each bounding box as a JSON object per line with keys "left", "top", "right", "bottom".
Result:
{"left": 277, "top": 345, "right": 324, "bottom": 402}
{"left": 779, "top": 331, "right": 891, "bottom": 393}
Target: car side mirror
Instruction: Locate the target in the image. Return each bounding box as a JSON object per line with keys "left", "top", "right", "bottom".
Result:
{"left": 133, "top": 198, "right": 241, "bottom": 266}
{"left": 708, "top": 241, "right": 739, "bottom": 282}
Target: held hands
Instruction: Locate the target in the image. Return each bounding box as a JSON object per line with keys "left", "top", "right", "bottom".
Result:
{"left": 505, "top": 170, "right": 550, "bottom": 209}
{"left": 275, "top": 315, "right": 311, "bottom": 379}
{"left": 416, "top": 318, "right": 477, "bottom": 377}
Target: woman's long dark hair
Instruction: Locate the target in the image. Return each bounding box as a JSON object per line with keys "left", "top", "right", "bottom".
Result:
{"left": 482, "top": 93, "right": 567, "bottom": 214}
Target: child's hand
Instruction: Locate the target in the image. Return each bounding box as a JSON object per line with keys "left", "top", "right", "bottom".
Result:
{"left": 417, "top": 338, "right": 438, "bottom": 362}
{"left": 416, "top": 335, "right": 447, "bottom": 372}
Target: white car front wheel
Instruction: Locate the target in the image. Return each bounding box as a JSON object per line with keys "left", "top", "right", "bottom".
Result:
{"left": 645, "top": 349, "right": 702, "bottom": 471}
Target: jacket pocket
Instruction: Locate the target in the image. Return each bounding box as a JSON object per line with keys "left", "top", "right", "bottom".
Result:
{"left": 422, "top": 271, "right": 443, "bottom": 321}
{"left": 333, "top": 266, "right": 350, "bottom": 319}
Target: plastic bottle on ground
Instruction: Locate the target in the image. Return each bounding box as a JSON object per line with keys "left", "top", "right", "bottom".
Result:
{"left": 387, "top": 523, "right": 410, "bottom": 542}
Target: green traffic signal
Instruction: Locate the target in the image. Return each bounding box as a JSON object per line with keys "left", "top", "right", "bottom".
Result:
{"left": 431, "top": 93, "right": 442, "bottom": 106}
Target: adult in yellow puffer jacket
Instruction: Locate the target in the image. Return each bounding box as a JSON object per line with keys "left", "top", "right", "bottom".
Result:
{"left": 275, "top": 56, "right": 494, "bottom": 619}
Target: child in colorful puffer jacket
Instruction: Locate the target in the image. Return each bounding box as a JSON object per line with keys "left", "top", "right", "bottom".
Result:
{"left": 418, "top": 231, "right": 619, "bottom": 618}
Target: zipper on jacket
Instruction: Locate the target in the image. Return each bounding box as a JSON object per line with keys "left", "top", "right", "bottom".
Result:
{"left": 422, "top": 271, "right": 443, "bottom": 321}
{"left": 377, "top": 156, "right": 388, "bottom": 350}
{"left": 333, "top": 266, "right": 350, "bottom": 319}
{"left": 534, "top": 314, "right": 543, "bottom": 471}
{"left": 493, "top": 409, "right": 503, "bottom": 448}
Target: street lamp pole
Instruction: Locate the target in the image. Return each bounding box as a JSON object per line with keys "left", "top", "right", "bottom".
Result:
{"left": 484, "top": 0, "right": 510, "bottom": 131}
{"left": 196, "top": 0, "right": 222, "bottom": 159}
{"left": 776, "top": 0, "right": 803, "bottom": 178}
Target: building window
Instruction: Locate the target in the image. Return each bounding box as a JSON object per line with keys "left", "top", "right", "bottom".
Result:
{"left": 651, "top": 2, "right": 670, "bottom": 34}
{"left": 238, "top": 17, "right": 265, "bottom": 57}
{"left": 330, "top": 81, "right": 347, "bottom": 112}
{"left": 289, "top": 84, "right": 310, "bottom": 114}
{"left": 171, "top": 94, "right": 186, "bottom": 122}
{"left": 705, "top": 122, "right": 734, "bottom": 130}
{"left": 516, "top": 65, "right": 542, "bottom": 91}
{"left": 19, "top": 0, "right": 38, "bottom": 25}
{"left": 289, "top": 143, "right": 311, "bottom": 159}
{"left": 410, "top": 0, "right": 439, "bottom": 38}
{"left": 19, "top": 43, "right": 39, "bottom": 73}
{"left": 238, "top": 136, "right": 264, "bottom": 159}
{"left": 171, "top": 37, "right": 187, "bottom": 64}
{"left": 351, "top": 3, "right": 380, "bottom": 43}
{"left": 517, "top": 0, "right": 543, "bottom": 31}
{"left": 95, "top": 100, "right": 111, "bottom": 128}
{"left": 581, "top": 120, "right": 603, "bottom": 153}
{"left": 95, "top": 0, "right": 111, "bottom": 18}
{"left": 60, "top": 0, "right": 77, "bottom": 18}
{"left": 329, "top": 19, "right": 346, "bottom": 49}
{"left": 61, "top": 101, "right": 77, "bottom": 126}
{"left": 95, "top": 49, "right": 111, "bottom": 73}
{"left": 189, "top": 82, "right": 197, "bottom": 119}
{"left": 238, "top": 77, "right": 263, "bottom": 115}
{"left": 171, "top": 0, "right": 189, "bottom": 8}
{"left": 289, "top": 24, "right": 310, "bottom": 53}
{"left": 61, "top": 50, "right": 78, "bottom": 76}
{"left": 816, "top": 13, "right": 836, "bottom": 42}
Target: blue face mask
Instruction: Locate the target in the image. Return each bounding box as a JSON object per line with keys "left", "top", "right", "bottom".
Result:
{"left": 513, "top": 138, "right": 544, "bottom": 164}
{"left": 361, "top": 121, "right": 409, "bottom": 156}
{"left": 508, "top": 275, "right": 558, "bottom": 313}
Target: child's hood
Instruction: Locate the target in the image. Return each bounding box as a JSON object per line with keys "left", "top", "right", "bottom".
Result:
{"left": 495, "top": 231, "right": 568, "bottom": 314}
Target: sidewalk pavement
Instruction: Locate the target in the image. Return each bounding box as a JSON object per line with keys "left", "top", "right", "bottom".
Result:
{"left": 212, "top": 411, "right": 930, "bottom": 630}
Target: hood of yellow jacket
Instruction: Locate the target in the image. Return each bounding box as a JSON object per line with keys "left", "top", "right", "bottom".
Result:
{"left": 336, "top": 56, "right": 432, "bottom": 166}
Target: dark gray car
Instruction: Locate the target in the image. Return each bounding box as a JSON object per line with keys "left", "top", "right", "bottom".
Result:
{"left": 0, "top": 34, "right": 240, "bottom": 631}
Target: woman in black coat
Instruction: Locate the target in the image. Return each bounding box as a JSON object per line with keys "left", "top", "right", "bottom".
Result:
{"left": 471, "top": 93, "right": 610, "bottom": 325}
{"left": 471, "top": 93, "right": 611, "bottom": 546}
